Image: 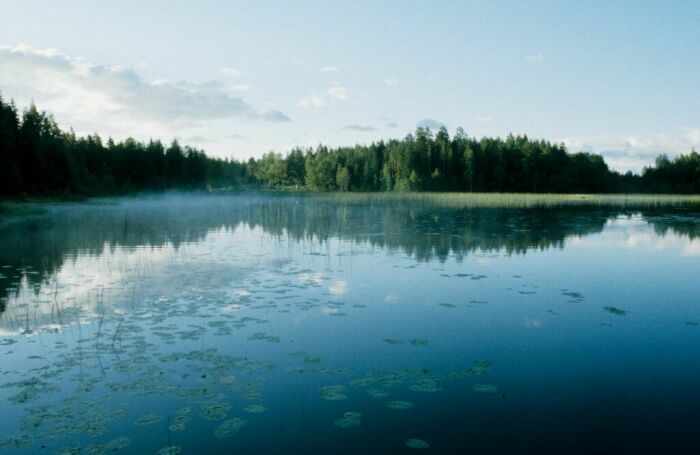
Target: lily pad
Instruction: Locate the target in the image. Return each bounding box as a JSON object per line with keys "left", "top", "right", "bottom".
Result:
{"left": 406, "top": 438, "right": 430, "bottom": 449}
{"left": 386, "top": 400, "right": 415, "bottom": 410}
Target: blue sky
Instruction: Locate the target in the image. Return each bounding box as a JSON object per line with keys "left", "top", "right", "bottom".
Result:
{"left": 1, "top": 0, "right": 699, "bottom": 171}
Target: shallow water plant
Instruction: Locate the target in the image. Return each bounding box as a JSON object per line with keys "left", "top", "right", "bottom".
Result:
{"left": 214, "top": 417, "right": 248, "bottom": 438}
{"left": 405, "top": 438, "right": 430, "bottom": 449}
{"left": 386, "top": 400, "right": 415, "bottom": 410}
{"left": 321, "top": 385, "right": 348, "bottom": 401}
{"left": 333, "top": 411, "right": 361, "bottom": 428}
{"left": 472, "top": 384, "right": 499, "bottom": 394}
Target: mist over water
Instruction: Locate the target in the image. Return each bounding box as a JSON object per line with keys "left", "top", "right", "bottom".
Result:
{"left": 1, "top": 193, "right": 699, "bottom": 454}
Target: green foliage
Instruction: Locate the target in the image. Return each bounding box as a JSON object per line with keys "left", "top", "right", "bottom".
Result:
{"left": 0, "top": 94, "right": 250, "bottom": 197}
{"left": 2, "top": 92, "right": 699, "bottom": 197}
{"left": 249, "top": 129, "right": 699, "bottom": 194}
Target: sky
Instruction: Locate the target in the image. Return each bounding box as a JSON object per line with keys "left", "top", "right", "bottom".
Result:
{"left": 1, "top": 0, "right": 699, "bottom": 172}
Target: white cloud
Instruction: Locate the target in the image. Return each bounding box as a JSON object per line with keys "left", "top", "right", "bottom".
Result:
{"left": 262, "top": 109, "right": 291, "bottom": 122}
{"left": 476, "top": 116, "right": 493, "bottom": 124}
{"left": 218, "top": 66, "right": 242, "bottom": 78}
{"left": 384, "top": 78, "right": 399, "bottom": 86}
{"left": 417, "top": 118, "right": 446, "bottom": 130}
{"left": 524, "top": 53, "right": 545, "bottom": 62}
{"left": 0, "top": 44, "right": 289, "bottom": 141}
{"left": 297, "top": 96, "right": 325, "bottom": 109}
{"left": 558, "top": 130, "right": 700, "bottom": 173}
{"left": 343, "top": 124, "right": 376, "bottom": 132}
{"left": 328, "top": 84, "right": 347, "bottom": 101}
{"left": 232, "top": 84, "right": 253, "bottom": 92}
{"left": 320, "top": 66, "right": 339, "bottom": 73}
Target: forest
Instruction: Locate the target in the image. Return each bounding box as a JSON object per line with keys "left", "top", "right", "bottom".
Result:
{"left": 1, "top": 93, "right": 699, "bottom": 197}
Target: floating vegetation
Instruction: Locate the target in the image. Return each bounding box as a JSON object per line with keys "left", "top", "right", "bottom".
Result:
{"left": 409, "top": 338, "right": 428, "bottom": 346}
{"left": 244, "top": 404, "right": 267, "bottom": 413}
{"left": 321, "top": 385, "right": 348, "bottom": 401}
{"left": 156, "top": 446, "right": 182, "bottom": 455}
{"left": 0, "top": 434, "right": 31, "bottom": 449}
{"left": 169, "top": 414, "right": 190, "bottom": 432}
{"left": 105, "top": 437, "right": 131, "bottom": 451}
{"left": 561, "top": 290, "right": 585, "bottom": 302}
{"left": 218, "top": 375, "right": 237, "bottom": 385}
{"left": 55, "top": 447, "right": 82, "bottom": 455}
{"left": 406, "top": 438, "right": 431, "bottom": 449}
{"left": 410, "top": 377, "right": 441, "bottom": 393}
{"left": 213, "top": 417, "right": 248, "bottom": 438}
{"left": 382, "top": 338, "right": 403, "bottom": 345}
{"left": 386, "top": 400, "right": 415, "bottom": 410}
{"left": 466, "top": 359, "right": 492, "bottom": 376}
{"left": 472, "top": 384, "right": 499, "bottom": 394}
{"left": 367, "top": 388, "right": 389, "bottom": 398}
{"left": 438, "top": 303, "right": 457, "bottom": 308}
{"left": 333, "top": 411, "right": 361, "bottom": 428}
{"left": 134, "top": 413, "right": 164, "bottom": 426}
{"left": 201, "top": 402, "right": 232, "bottom": 421}
{"left": 303, "top": 355, "right": 321, "bottom": 364}
{"left": 350, "top": 370, "right": 403, "bottom": 388}
{"left": 603, "top": 306, "right": 628, "bottom": 316}
{"left": 1, "top": 194, "right": 693, "bottom": 453}
{"left": 247, "top": 331, "right": 281, "bottom": 343}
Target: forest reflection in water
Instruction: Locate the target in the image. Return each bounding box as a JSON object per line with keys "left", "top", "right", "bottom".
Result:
{"left": 2, "top": 193, "right": 698, "bottom": 312}
{"left": 0, "top": 193, "right": 699, "bottom": 454}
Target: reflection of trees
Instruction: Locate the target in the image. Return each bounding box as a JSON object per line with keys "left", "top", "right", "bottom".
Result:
{"left": 1, "top": 194, "right": 698, "bottom": 312}
{"left": 641, "top": 209, "right": 700, "bottom": 240}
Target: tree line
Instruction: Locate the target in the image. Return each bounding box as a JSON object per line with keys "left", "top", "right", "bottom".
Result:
{"left": 1, "top": 93, "right": 699, "bottom": 197}
{"left": 253, "top": 129, "right": 700, "bottom": 193}
{"left": 0, "top": 94, "right": 246, "bottom": 196}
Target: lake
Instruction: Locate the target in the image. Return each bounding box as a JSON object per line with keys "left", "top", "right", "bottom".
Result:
{"left": 1, "top": 193, "right": 699, "bottom": 454}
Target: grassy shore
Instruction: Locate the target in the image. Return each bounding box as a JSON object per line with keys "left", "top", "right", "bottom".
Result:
{"left": 2, "top": 192, "right": 700, "bottom": 217}
{"left": 315, "top": 192, "right": 700, "bottom": 209}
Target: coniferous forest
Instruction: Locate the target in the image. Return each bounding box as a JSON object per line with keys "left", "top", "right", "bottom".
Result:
{"left": 1, "top": 93, "right": 699, "bottom": 198}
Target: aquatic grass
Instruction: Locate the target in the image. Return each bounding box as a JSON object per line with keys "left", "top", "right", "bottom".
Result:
{"left": 319, "top": 192, "right": 700, "bottom": 209}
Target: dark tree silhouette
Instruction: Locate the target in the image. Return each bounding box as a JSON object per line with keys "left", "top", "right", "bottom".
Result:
{"left": 1, "top": 93, "right": 698, "bottom": 197}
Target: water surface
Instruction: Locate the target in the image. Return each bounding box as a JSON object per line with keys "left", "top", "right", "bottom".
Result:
{"left": 1, "top": 193, "right": 699, "bottom": 454}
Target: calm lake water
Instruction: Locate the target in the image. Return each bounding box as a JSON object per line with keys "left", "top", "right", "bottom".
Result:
{"left": 1, "top": 193, "right": 699, "bottom": 454}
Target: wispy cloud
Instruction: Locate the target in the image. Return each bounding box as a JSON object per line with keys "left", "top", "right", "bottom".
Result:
{"left": 320, "top": 66, "right": 339, "bottom": 73}
{"left": 328, "top": 84, "right": 347, "bottom": 101}
{"left": 232, "top": 84, "right": 253, "bottom": 92}
{"left": 385, "top": 122, "right": 398, "bottom": 128}
{"left": 417, "top": 118, "right": 446, "bottom": 130}
{"left": 558, "top": 130, "right": 700, "bottom": 172}
{"left": 225, "top": 133, "right": 249, "bottom": 140}
{"left": 0, "top": 44, "right": 290, "bottom": 140}
{"left": 0, "top": 45, "right": 263, "bottom": 135}
{"left": 524, "top": 53, "right": 545, "bottom": 62}
{"left": 343, "top": 124, "right": 376, "bottom": 132}
{"left": 218, "top": 66, "right": 242, "bottom": 78}
{"left": 297, "top": 96, "right": 325, "bottom": 109}
{"left": 384, "top": 78, "right": 399, "bottom": 86}
{"left": 262, "top": 109, "right": 291, "bottom": 122}
{"left": 183, "top": 135, "right": 213, "bottom": 144}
